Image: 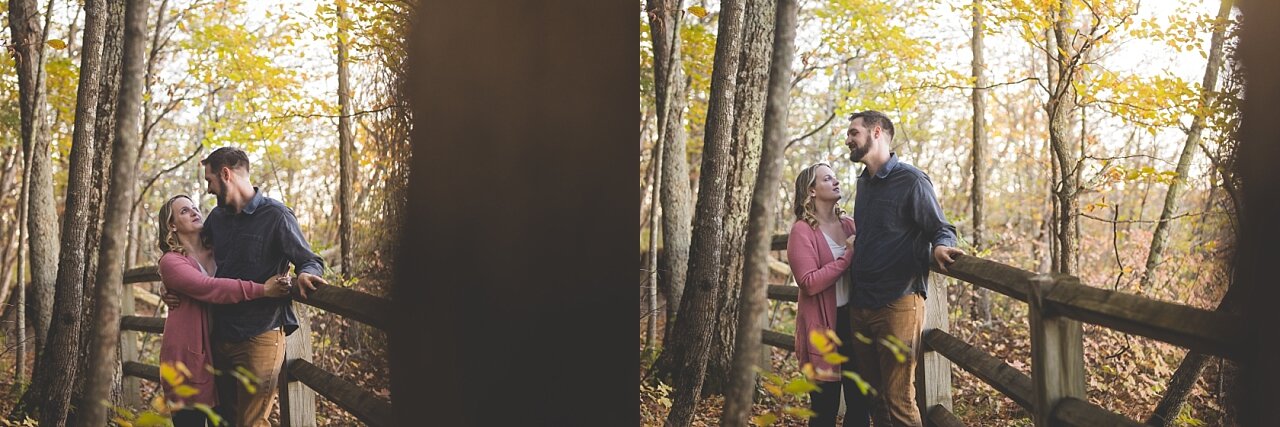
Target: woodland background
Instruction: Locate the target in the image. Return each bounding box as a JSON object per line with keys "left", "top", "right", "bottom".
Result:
{"left": 0, "top": 0, "right": 410, "bottom": 424}
{"left": 638, "top": 0, "right": 1243, "bottom": 425}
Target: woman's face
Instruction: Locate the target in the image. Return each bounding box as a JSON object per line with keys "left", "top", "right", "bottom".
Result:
{"left": 810, "top": 165, "right": 842, "bottom": 202}
{"left": 168, "top": 197, "right": 204, "bottom": 234}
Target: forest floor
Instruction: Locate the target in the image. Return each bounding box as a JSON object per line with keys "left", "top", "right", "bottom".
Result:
{"left": 639, "top": 289, "right": 1233, "bottom": 427}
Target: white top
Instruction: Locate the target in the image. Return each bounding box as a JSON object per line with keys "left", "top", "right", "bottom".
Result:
{"left": 822, "top": 231, "right": 851, "bottom": 307}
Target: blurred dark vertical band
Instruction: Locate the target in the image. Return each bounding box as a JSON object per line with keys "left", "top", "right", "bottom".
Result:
{"left": 392, "top": 1, "right": 637, "bottom": 425}
{"left": 1236, "top": 0, "right": 1280, "bottom": 425}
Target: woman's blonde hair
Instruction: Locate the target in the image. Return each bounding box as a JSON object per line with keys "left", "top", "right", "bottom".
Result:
{"left": 792, "top": 163, "right": 845, "bottom": 227}
{"left": 157, "top": 195, "right": 207, "bottom": 255}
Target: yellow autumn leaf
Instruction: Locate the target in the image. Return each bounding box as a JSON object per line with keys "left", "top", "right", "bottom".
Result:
{"left": 687, "top": 6, "right": 708, "bottom": 18}
{"left": 822, "top": 352, "right": 849, "bottom": 365}
{"left": 174, "top": 384, "right": 200, "bottom": 398}
{"left": 46, "top": 39, "right": 67, "bottom": 49}
{"left": 160, "top": 363, "right": 183, "bottom": 387}
{"left": 784, "top": 406, "right": 818, "bottom": 419}
{"left": 751, "top": 412, "right": 778, "bottom": 426}
{"left": 800, "top": 363, "right": 817, "bottom": 380}
{"left": 783, "top": 378, "right": 820, "bottom": 396}
{"left": 809, "top": 330, "right": 834, "bottom": 353}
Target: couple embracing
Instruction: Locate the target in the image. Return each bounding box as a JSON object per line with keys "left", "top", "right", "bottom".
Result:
{"left": 155, "top": 147, "right": 328, "bottom": 427}
{"left": 787, "top": 111, "right": 964, "bottom": 427}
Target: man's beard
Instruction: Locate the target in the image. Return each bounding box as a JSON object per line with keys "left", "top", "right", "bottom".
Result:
{"left": 849, "top": 143, "right": 868, "bottom": 162}
{"left": 214, "top": 191, "right": 227, "bottom": 207}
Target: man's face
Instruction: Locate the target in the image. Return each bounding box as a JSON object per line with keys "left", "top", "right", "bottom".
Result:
{"left": 846, "top": 117, "right": 874, "bottom": 163}
{"left": 204, "top": 165, "right": 227, "bottom": 207}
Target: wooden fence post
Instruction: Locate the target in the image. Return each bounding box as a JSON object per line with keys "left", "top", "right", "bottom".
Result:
{"left": 280, "top": 302, "right": 317, "bottom": 427}
{"left": 120, "top": 283, "right": 141, "bottom": 407}
{"left": 918, "top": 272, "right": 954, "bottom": 422}
{"left": 1028, "top": 274, "right": 1085, "bottom": 426}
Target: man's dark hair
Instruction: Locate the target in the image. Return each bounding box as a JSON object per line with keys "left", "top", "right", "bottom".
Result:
{"left": 849, "top": 110, "right": 895, "bottom": 141}
{"left": 201, "top": 147, "right": 251, "bottom": 173}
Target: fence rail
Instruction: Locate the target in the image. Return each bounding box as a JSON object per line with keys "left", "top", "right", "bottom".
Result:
{"left": 118, "top": 265, "right": 394, "bottom": 426}
{"left": 764, "top": 234, "right": 1241, "bottom": 426}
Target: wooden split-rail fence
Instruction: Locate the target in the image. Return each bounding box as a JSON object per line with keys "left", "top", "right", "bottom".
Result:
{"left": 762, "top": 235, "right": 1243, "bottom": 426}
{"left": 118, "top": 266, "right": 394, "bottom": 427}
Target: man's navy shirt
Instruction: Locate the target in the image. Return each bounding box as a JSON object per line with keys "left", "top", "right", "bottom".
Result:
{"left": 850, "top": 153, "right": 958, "bottom": 309}
{"left": 203, "top": 188, "right": 325, "bottom": 342}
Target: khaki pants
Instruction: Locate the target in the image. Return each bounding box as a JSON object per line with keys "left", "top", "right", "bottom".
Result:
{"left": 849, "top": 293, "right": 924, "bottom": 427}
{"left": 214, "top": 329, "right": 286, "bottom": 427}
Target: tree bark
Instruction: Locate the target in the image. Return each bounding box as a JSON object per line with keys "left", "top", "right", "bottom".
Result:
{"left": 703, "top": 0, "right": 775, "bottom": 396}
{"left": 26, "top": 0, "right": 108, "bottom": 422}
{"left": 76, "top": 0, "right": 147, "bottom": 424}
{"left": 1047, "top": 0, "right": 1080, "bottom": 275}
{"left": 73, "top": 0, "right": 127, "bottom": 410}
{"left": 646, "top": 0, "right": 694, "bottom": 344}
{"left": 660, "top": 0, "right": 747, "bottom": 424}
{"left": 337, "top": 0, "right": 355, "bottom": 278}
{"left": 645, "top": 134, "right": 663, "bottom": 360}
{"left": 970, "top": 0, "right": 991, "bottom": 323}
{"left": 721, "top": 0, "right": 796, "bottom": 424}
{"left": 1139, "top": 0, "right": 1233, "bottom": 291}
{"left": 7, "top": 0, "right": 59, "bottom": 381}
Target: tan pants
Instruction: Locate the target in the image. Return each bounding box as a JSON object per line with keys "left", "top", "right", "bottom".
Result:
{"left": 849, "top": 293, "right": 924, "bottom": 427}
{"left": 214, "top": 329, "right": 286, "bottom": 427}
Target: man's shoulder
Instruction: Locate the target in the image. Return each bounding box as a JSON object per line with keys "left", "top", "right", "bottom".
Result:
{"left": 253, "top": 197, "right": 293, "bottom": 216}
{"left": 891, "top": 161, "right": 933, "bottom": 184}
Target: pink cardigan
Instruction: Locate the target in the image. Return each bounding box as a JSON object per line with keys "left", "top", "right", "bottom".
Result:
{"left": 158, "top": 251, "right": 266, "bottom": 406}
{"left": 786, "top": 217, "right": 856, "bottom": 382}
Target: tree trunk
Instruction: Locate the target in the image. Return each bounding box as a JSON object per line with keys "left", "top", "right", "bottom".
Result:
{"left": 721, "top": 0, "right": 796, "bottom": 423}
{"left": 73, "top": 0, "right": 127, "bottom": 410}
{"left": 970, "top": 0, "right": 991, "bottom": 323}
{"left": 703, "top": 0, "right": 775, "bottom": 396}
{"left": 1047, "top": 0, "right": 1079, "bottom": 275}
{"left": 1139, "top": 0, "right": 1232, "bottom": 291}
{"left": 15, "top": 140, "right": 29, "bottom": 384}
{"left": 645, "top": 135, "right": 663, "bottom": 360}
{"left": 646, "top": 0, "right": 694, "bottom": 345}
{"left": 76, "top": 0, "right": 147, "bottom": 423}
{"left": 8, "top": 0, "right": 59, "bottom": 381}
{"left": 26, "top": 0, "right": 108, "bottom": 422}
{"left": 660, "top": 0, "right": 747, "bottom": 424}
{"left": 1148, "top": 234, "right": 1242, "bottom": 426}
{"left": 337, "top": 0, "right": 355, "bottom": 278}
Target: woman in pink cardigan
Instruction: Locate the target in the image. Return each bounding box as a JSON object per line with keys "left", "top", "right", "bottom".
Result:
{"left": 157, "top": 194, "right": 290, "bottom": 427}
{"left": 787, "top": 163, "right": 871, "bottom": 427}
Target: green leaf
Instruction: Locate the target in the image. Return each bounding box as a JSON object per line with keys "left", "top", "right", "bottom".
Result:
{"left": 784, "top": 406, "right": 818, "bottom": 419}
{"left": 843, "top": 370, "right": 876, "bottom": 396}
{"left": 822, "top": 352, "right": 849, "bottom": 365}
{"left": 134, "top": 411, "right": 171, "bottom": 427}
{"left": 751, "top": 413, "right": 778, "bottom": 426}
{"left": 783, "top": 378, "right": 820, "bottom": 396}
{"left": 174, "top": 384, "right": 200, "bottom": 398}
{"left": 192, "top": 403, "right": 225, "bottom": 426}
